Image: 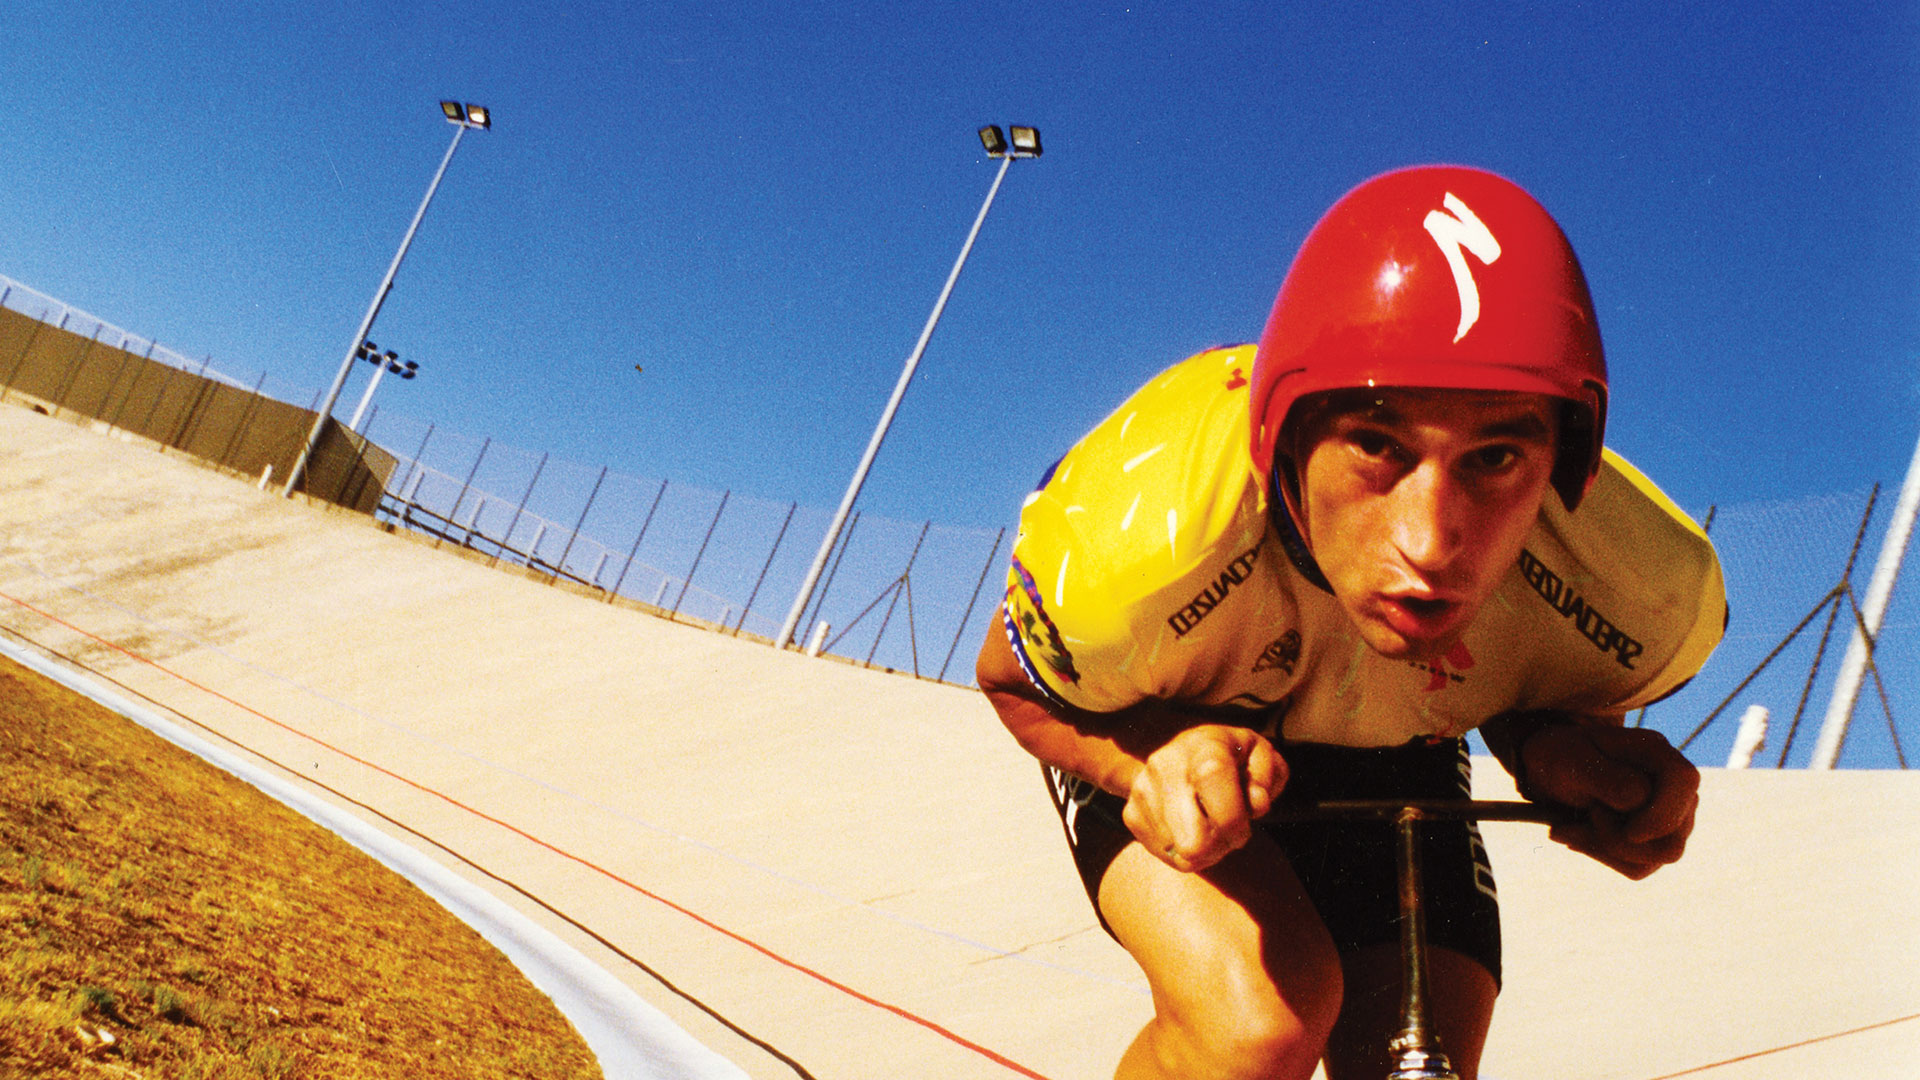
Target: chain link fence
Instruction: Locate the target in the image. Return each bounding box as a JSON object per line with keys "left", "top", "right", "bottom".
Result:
{"left": 364, "top": 406, "right": 1006, "bottom": 681}
{"left": 1655, "top": 485, "right": 1916, "bottom": 770}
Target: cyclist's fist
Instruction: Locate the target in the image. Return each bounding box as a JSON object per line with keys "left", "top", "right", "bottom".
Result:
{"left": 1122, "top": 725, "right": 1285, "bottom": 873}
{"left": 1523, "top": 721, "right": 1699, "bottom": 879}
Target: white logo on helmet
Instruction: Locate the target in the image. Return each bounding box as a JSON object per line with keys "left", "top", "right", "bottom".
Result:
{"left": 1423, "top": 193, "right": 1502, "bottom": 343}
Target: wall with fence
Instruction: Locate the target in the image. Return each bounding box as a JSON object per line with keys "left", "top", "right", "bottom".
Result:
{"left": 0, "top": 281, "right": 392, "bottom": 513}
{"left": 0, "top": 272, "right": 1910, "bottom": 765}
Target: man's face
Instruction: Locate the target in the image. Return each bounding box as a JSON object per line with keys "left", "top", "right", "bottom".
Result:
{"left": 1293, "top": 387, "right": 1560, "bottom": 661}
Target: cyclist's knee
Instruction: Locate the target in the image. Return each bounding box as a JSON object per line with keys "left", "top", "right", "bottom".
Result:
{"left": 1138, "top": 1012, "right": 1330, "bottom": 1080}
{"left": 1138, "top": 957, "right": 1343, "bottom": 1080}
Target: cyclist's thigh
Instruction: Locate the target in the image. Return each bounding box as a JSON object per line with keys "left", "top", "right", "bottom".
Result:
{"left": 1098, "top": 831, "right": 1344, "bottom": 1055}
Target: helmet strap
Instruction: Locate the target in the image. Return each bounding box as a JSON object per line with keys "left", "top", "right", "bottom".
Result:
{"left": 1267, "top": 456, "right": 1332, "bottom": 594}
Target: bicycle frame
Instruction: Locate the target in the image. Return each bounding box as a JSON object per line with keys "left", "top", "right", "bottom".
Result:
{"left": 1266, "top": 799, "right": 1575, "bottom": 1080}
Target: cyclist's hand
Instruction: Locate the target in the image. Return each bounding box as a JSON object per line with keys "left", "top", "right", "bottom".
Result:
{"left": 1523, "top": 723, "right": 1699, "bottom": 880}
{"left": 1122, "top": 725, "right": 1284, "bottom": 873}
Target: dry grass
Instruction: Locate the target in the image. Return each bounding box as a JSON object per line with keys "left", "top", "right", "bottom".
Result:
{"left": 0, "top": 656, "right": 605, "bottom": 1079}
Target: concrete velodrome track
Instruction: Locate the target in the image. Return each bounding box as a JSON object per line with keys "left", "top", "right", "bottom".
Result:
{"left": 0, "top": 401, "right": 1914, "bottom": 1080}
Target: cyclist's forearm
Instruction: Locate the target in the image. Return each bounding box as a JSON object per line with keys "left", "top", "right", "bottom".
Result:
{"left": 989, "top": 690, "right": 1147, "bottom": 797}
{"left": 975, "top": 620, "right": 1196, "bottom": 797}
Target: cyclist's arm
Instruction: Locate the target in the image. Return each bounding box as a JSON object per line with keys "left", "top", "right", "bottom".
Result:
{"left": 976, "top": 617, "right": 1284, "bottom": 873}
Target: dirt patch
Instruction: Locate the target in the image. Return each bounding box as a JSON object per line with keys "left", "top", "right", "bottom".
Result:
{"left": 0, "top": 656, "right": 605, "bottom": 1079}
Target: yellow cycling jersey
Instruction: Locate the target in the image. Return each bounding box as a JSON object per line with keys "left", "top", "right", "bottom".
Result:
{"left": 1002, "top": 345, "right": 1727, "bottom": 747}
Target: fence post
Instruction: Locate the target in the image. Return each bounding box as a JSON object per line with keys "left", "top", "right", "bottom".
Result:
{"left": 734, "top": 501, "right": 797, "bottom": 636}
{"left": 670, "top": 490, "right": 730, "bottom": 617}
{"left": 495, "top": 451, "right": 549, "bottom": 568}
{"left": 937, "top": 526, "right": 1005, "bottom": 683}
{"left": 335, "top": 407, "right": 380, "bottom": 510}
{"left": 2, "top": 310, "right": 53, "bottom": 404}
{"left": 91, "top": 335, "right": 136, "bottom": 420}
{"left": 609, "top": 479, "right": 668, "bottom": 602}
{"left": 553, "top": 465, "right": 609, "bottom": 583}
{"left": 441, "top": 437, "right": 492, "bottom": 548}
{"left": 1775, "top": 486, "right": 1880, "bottom": 766}
{"left": 178, "top": 376, "right": 224, "bottom": 455}
{"left": 801, "top": 510, "right": 860, "bottom": 651}
{"left": 139, "top": 359, "right": 182, "bottom": 444}
{"left": 218, "top": 371, "right": 271, "bottom": 473}
{"left": 866, "top": 520, "right": 930, "bottom": 669}
{"left": 166, "top": 357, "right": 217, "bottom": 454}
{"left": 393, "top": 422, "right": 436, "bottom": 519}
{"left": 106, "top": 341, "right": 158, "bottom": 433}
{"left": 51, "top": 324, "right": 102, "bottom": 415}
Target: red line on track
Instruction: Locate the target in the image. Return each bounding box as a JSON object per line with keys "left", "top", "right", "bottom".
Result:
{"left": 0, "top": 588, "right": 1054, "bottom": 1080}
{"left": 1641, "top": 1011, "right": 1920, "bottom": 1079}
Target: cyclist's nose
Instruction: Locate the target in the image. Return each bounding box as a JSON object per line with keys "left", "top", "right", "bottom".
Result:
{"left": 1388, "top": 460, "right": 1465, "bottom": 579}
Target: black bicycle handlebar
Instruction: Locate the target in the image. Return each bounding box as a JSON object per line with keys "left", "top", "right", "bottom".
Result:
{"left": 1263, "top": 798, "right": 1579, "bottom": 826}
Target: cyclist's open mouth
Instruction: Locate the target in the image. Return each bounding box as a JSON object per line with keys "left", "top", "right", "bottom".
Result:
{"left": 1377, "top": 594, "right": 1461, "bottom": 640}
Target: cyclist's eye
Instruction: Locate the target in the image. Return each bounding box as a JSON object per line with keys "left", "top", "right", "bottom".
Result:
{"left": 1467, "top": 445, "right": 1519, "bottom": 472}
{"left": 1349, "top": 430, "right": 1395, "bottom": 458}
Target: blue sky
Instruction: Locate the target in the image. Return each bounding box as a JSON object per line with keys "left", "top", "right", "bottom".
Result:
{"left": 2, "top": 2, "right": 1917, "bottom": 763}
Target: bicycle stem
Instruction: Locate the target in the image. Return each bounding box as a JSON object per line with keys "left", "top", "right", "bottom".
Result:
{"left": 1386, "top": 806, "right": 1462, "bottom": 1080}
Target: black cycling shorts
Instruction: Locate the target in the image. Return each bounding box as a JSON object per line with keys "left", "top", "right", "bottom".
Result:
{"left": 1043, "top": 737, "right": 1503, "bottom": 985}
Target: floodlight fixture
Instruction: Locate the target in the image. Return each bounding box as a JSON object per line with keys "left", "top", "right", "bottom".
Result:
{"left": 441, "top": 100, "right": 491, "bottom": 130}
{"left": 979, "top": 125, "right": 1009, "bottom": 158}
{"left": 1009, "top": 126, "right": 1042, "bottom": 158}
{"left": 345, "top": 344, "right": 420, "bottom": 431}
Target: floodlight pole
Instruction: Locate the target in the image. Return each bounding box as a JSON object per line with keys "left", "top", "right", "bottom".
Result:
{"left": 774, "top": 150, "right": 1017, "bottom": 651}
{"left": 347, "top": 348, "right": 389, "bottom": 433}
{"left": 1810, "top": 421, "right": 1920, "bottom": 768}
{"left": 348, "top": 349, "right": 412, "bottom": 433}
{"left": 284, "top": 113, "right": 477, "bottom": 497}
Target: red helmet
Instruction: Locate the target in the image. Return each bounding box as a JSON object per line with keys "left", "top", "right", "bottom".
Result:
{"left": 1250, "top": 165, "right": 1607, "bottom": 513}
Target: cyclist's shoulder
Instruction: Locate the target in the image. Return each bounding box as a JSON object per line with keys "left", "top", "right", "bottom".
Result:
{"left": 1016, "top": 344, "right": 1264, "bottom": 599}
{"left": 1006, "top": 344, "right": 1290, "bottom": 710}
{"left": 1105, "top": 344, "right": 1259, "bottom": 436}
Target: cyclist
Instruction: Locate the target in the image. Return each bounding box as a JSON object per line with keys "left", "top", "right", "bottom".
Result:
{"left": 976, "top": 165, "right": 1726, "bottom": 1080}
